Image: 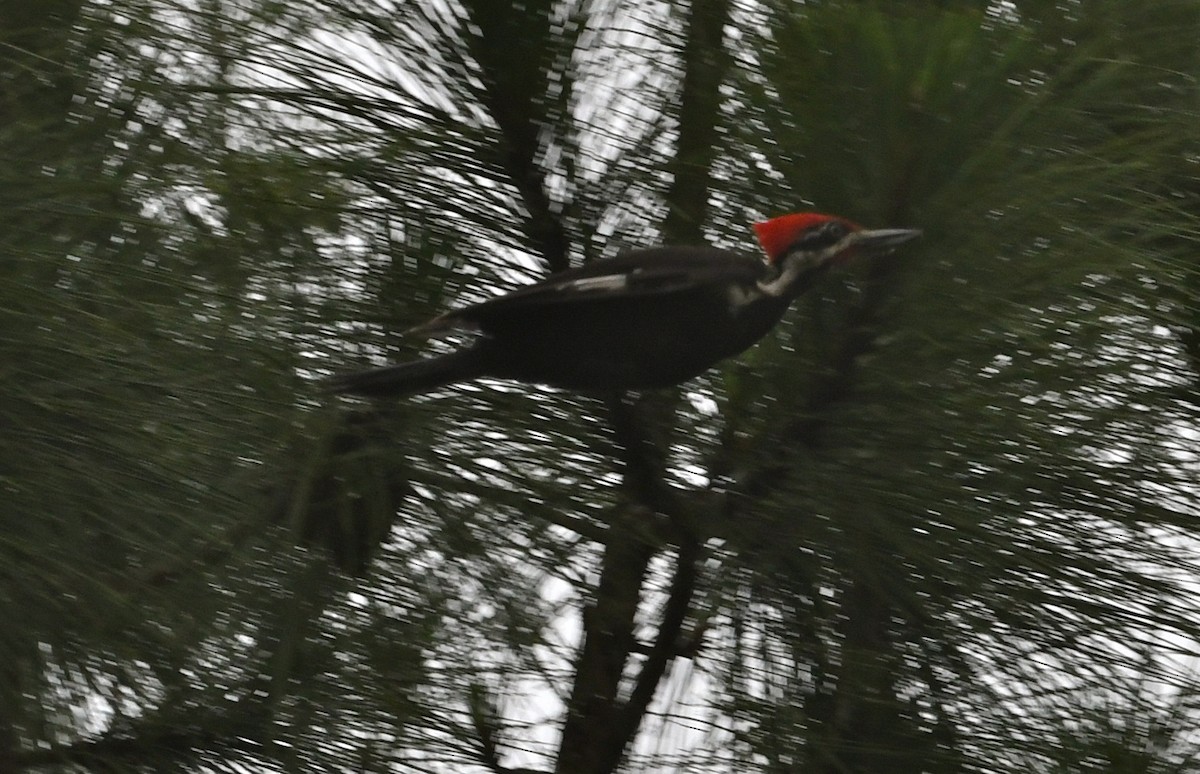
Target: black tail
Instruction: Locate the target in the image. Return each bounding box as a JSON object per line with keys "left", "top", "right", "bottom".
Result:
{"left": 328, "top": 348, "right": 486, "bottom": 397}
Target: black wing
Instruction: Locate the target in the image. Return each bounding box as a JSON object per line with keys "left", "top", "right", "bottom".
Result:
{"left": 452, "top": 245, "right": 761, "bottom": 317}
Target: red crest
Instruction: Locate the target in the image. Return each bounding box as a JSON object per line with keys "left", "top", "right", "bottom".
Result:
{"left": 752, "top": 213, "right": 858, "bottom": 263}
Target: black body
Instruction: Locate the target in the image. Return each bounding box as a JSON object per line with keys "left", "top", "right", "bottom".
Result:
{"left": 332, "top": 246, "right": 789, "bottom": 394}
{"left": 458, "top": 247, "right": 790, "bottom": 389}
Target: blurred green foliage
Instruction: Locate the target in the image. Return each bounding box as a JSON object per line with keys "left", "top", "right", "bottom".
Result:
{"left": 1, "top": 0, "right": 1198, "bottom": 772}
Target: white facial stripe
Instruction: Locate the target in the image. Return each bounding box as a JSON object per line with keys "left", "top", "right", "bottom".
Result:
{"left": 756, "top": 274, "right": 790, "bottom": 298}
{"left": 804, "top": 233, "right": 857, "bottom": 265}
{"left": 755, "top": 232, "right": 858, "bottom": 297}
{"left": 830, "top": 232, "right": 858, "bottom": 256}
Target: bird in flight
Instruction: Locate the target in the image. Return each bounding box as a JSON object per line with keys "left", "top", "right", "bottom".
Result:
{"left": 330, "top": 213, "right": 920, "bottom": 396}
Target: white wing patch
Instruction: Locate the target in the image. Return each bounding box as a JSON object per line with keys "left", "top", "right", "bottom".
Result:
{"left": 558, "top": 274, "right": 629, "bottom": 293}
{"left": 727, "top": 283, "right": 763, "bottom": 311}
{"left": 405, "top": 313, "right": 480, "bottom": 339}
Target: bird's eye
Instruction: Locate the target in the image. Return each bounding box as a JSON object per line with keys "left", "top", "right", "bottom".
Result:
{"left": 823, "top": 220, "right": 849, "bottom": 240}
{"left": 797, "top": 220, "right": 849, "bottom": 250}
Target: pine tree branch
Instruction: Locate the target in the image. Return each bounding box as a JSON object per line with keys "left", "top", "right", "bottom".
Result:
{"left": 556, "top": 0, "right": 731, "bottom": 768}
{"left": 603, "top": 533, "right": 701, "bottom": 773}
{"left": 462, "top": 0, "right": 572, "bottom": 274}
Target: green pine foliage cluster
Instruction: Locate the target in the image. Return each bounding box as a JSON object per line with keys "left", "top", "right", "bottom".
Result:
{"left": 2, "top": 0, "right": 1198, "bottom": 771}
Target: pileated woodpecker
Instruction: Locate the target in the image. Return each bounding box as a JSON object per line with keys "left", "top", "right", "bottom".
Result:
{"left": 331, "top": 213, "right": 919, "bottom": 395}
